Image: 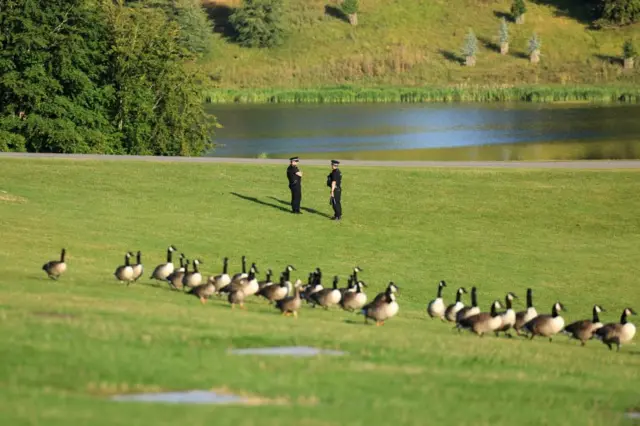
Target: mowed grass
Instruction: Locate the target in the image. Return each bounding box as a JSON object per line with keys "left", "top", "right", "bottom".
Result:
{"left": 202, "top": 0, "right": 640, "bottom": 90}
{"left": 1, "top": 158, "right": 640, "bottom": 426}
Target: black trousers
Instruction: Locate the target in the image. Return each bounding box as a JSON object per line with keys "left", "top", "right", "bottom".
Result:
{"left": 331, "top": 188, "right": 342, "bottom": 218}
{"left": 290, "top": 184, "right": 301, "bottom": 212}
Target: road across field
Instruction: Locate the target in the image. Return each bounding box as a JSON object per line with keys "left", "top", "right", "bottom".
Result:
{"left": 1, "top": 153, "right": 640, "bottom": 169}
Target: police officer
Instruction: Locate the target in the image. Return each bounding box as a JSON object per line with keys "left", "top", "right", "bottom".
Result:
{"left": 327, "top": 160, "right": 342, "bottom": 220}
{"left": 287, "top": 156, "right": 303, "bottom": 214}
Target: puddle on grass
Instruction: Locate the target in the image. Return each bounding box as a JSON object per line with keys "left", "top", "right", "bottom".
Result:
{"left": 111, "top": 390, "right": 249, "bottom": 405}
{"left": 229, "top": 346, "right": 347, "bottom": 356}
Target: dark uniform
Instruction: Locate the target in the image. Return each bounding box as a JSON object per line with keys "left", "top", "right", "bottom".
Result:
{"left": 287, "top": 156, "right": 302, "bottom": 213}
{"left": 328, "top": 160, "right": 342, "bottom": 220}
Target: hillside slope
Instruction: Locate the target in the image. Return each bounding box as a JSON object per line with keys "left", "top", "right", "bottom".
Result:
{"left": 201, "top": 0, "right": 640, "bottom": 89}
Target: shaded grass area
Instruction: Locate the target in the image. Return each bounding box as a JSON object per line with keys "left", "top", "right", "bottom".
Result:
{"left": 1, "top": 158, "right": 640, "bottom": 425}
{"left": 203, "top": 85, "right": 640, "bottom": 104}
{"left": 200, "top": 0, "right": 640, "bottom": 92}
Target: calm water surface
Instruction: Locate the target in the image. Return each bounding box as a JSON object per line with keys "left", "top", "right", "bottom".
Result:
{"left": 205, "top": 103, "right": 640, "bottom": 161}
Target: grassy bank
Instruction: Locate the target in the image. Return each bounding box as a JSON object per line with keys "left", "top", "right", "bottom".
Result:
{"left": 202, "top": 0, "right": 640, "bottom": 93}
{"left": 203, "top": 84, "right": 640, "bottom": 103}
{"left": 1, "top": 158, "right": 640, "bottom": 425}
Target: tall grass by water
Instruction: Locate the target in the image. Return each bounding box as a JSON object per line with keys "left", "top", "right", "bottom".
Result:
{"left": 204, "top": 85, "right": 640, "bottom": 104}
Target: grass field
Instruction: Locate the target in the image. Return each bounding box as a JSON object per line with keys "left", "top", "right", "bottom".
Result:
{"left": 201, "top": 0, "right": 640, "bottom": 93}
{"left": 1, "top": 158, "right": 640, "bottom": 425}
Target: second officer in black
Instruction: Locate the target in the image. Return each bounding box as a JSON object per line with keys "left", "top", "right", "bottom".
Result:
{"left": 287, "top": 156, "right": 303, "bottom": 214}
{"left": 327, "top": 159, "right": 342, "bottom": 220}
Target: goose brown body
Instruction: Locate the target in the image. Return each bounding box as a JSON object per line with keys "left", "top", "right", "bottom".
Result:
{"left": 563, "top": 304, "right": 605, "bottom": 346}
{"left": 43, "top": 248, "right": 67, "bottom": 280}
{"left": 595, "top": 308, "right": 637, "bottom": 351}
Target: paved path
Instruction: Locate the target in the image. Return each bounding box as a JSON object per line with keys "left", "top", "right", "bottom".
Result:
{"left": 1, "top": 153, "right": 640, "bottom": 169}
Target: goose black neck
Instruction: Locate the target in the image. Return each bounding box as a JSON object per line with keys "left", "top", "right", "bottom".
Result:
{"left": 506, "top": 297, "right": 512, "bottom": 310}
{"left": 455, "top": 290, "right": 462, "bottom": 303}
{"left": 526, "top": 289, "right": 533, "bottom": 308}
{"left": 356, "top": 283, "right": 362, "bottom": 294}
{"left": 248, "top": 269, "right": 255, "bottom": 280}
{"left": 354, "top": 271, "right": 359, "bottom": 282}
{"left": 125, "top": 254, "right": 131, "bottom": 266}
{"left": 332, "top": 277, "right": 338, "bottom": 289}
{"left": 267, "top": 271, "right": 272, "bottom": 282}
{"left": 166, "top": 249, "right": 172, "bottom": 263}
{"left": 193, "top": 262, "right": 199, "bottom": 273}
{"left": 136, "top": 252, "right": 141, "bottom": 264}
{"left": 242, "top": 257, "right": 246, "bottom": 273}
{"left": 437, "top": 284, "right": 443, "bottom": 298}
{"left": 284, "top": 269, "right": 291, "bottom": 281}
{"left": 223, "top": 259, "right": 228, "bottom": 274}
{"left": 471, "top": 288, "right": 477, "bottom": 307}
{"left": 60, "top": 249, "right": 66, "bottom": 262}
{"left": 491, "top": 303, "right": 499, "bottom": 317}
{"left": 552, "top": 305, "right": 560, "bottom": 317}
{"left": 621, "top": 311, "right": 628, "bottom": 324}
{"left": 592, "top": 307, "right": 600, "bottom": 324}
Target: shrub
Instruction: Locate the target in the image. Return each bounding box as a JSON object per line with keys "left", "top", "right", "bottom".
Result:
{"left": 229, "top": 0, "right": 286, "bottom": 48}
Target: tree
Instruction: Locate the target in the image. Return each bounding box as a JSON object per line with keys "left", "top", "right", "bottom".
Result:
{"left": 462, "top": 29, "right": 478, "bottom": 67}
{"left": 341, "top": 0, "right": 359, "bottom": 26}
{"left": 592, "top": 0, "right": 640, "bottom": 26}
{"left": 499, "top": 18, "right": 509, "bottom": 55}
{"left": 623, "top": 39, "right": 637, "bottom": 69}
{"left": 171, "top": 0, "right": 215, "bottom": 56}
{"left": 0, "top": 0, "right": 117, "bottom": 153}
{"left": 103, "top": 0, "right": 218, "bottom": 156}
{"left": 229, "top": 0, "right": 286, "bottom": 48}
{"left": 528, "top": 32, "right": 541, "bottom": 64}
{"left": 511, "top": 0, "right": 527, "bottom": 24}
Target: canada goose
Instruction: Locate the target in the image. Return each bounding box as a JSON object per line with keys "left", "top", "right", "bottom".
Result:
{"left": 595, "top": 307, "right": 637, "bottom": 351}
{"left": 457, "top": 300, "right": 504, "bottom": 337}
{"left": 514, "top": 288, "right": 538, "bottom": 336}
{"left": 276, "top": 280, "right": 303, "bottom": 317}
{"left": 258, "top": 268, "right": 274, "bottom": 290}
{"left": 166, "top": 255, "right": 187, "bottom": 290}
{"left": 444, "top": 287, "right": 467, "bottom": 322}
{"left": 309, "top": 275, "right": 342, "bottom": 309}
{"left": 523, "top": 302, "right": 566, "bottom": 342}
{"left": 361, "top": 284, "right": 399, "bottom": 326}
{"left": 114, "top": 252, "right": 135, "bottom": 284}
{"left": 456, "top": 286, "right": 480, "bottom": 323}
{"left": 372, "top": 281, "right": 399, "bottom": 304}
{"left": 187, "top": 273, "right": 217, "bottom": 304}
{"left": 427, "top": 280, "right": 447, "bottom": 320}
{"left": 182, "top": 258, "right": 203, "bottom": 288}
{"left": 563, "top": 304, "right": 605, "bottom": 346}
{"left": 150, "top": 245, "right": 178, "bottom": 281}
{"left": 494, "top": 292, "right": 518, "bottom": 337}
{"left": 42, "top": 248, "right": 67, "bottom": 280}
{"left": 340, "top": 280, "right": 368, "bottom": 312}
{"left": 302, "top": 269, "right": 323, "bottom": 302}
{"left": 342, "top": 266, "right": 363, "bottom": 293}
{"left": 231, "top": 255, "right": 248, "bottom": 282}
{"left": 131, "top": 251, "right": 144, "bottom": 282}
{"left": 228, "top": 288, "right": 246, "bottom": 310}
{"left": 282, "top": 264, "right": 296, "bottom": 283}
{"left": 220, "top": 263, "right": 260, "bottom": 296}
{"left": 208, "top": 257, "right": 231, "bottom": 294}
{"left": 258, "top": 274, "right": 290, "bottom": 303}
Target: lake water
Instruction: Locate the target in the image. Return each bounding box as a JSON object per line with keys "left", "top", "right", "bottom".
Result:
{"left": 205, "top": 103, "right": 640, "bottom": 161}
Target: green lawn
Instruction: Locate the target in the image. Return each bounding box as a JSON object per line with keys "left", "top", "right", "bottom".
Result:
{"left": 1, "top": 158, "right": 639, "bottom": 425}
{"left": 202, "top": 0, "right": 640, "bottom": 91}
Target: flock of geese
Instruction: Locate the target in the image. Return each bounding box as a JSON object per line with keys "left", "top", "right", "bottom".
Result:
{"left": 42, "top": 247, "right": 399, "bottom": 325}
{"left": 42, "top": 247, "right": 636, "bottom": 351}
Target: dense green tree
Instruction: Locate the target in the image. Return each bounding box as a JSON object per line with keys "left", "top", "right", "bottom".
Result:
{"left": 0, "top": 0, "right": 218, "bottom": 155}
{"left": 229, "top": 0, "right": 286, "bottom": 48}
{"left": 592, "top": 0, "right": 640, "bottom": 25}
{"left": 171, "top": 0, "right": 215, "bottom": 56}
{"left": 104, "top": 0, "right": 218, "bottom": 156}
{"left": 0, "top": 0, "right": 116, "bottom": 153}
{"left": 511, "top": 0, "right": 527, "bottom": 24}
{"left": 341, "top": 0, "right": 359, "bottom": 25}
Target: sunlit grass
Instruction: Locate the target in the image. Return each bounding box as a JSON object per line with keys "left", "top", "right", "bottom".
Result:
{"left": 1, "top": 158, "right": 639, "bottom": 425}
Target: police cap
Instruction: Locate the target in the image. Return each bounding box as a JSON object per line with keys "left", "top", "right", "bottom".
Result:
{"left": 289, "top": 156, "right": 299, "bottom": 162}
{"left": 331, "top": 160, "right": 340, "bottom": 165}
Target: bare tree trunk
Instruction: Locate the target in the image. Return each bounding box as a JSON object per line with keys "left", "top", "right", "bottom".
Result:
{"left": 515, "top": 14, "right": 525, "bottom": 24}
{"left": 624, "top": 57, "right": 634, "bottom": 69}
{"left": 348, "top": 13, "right": 358, "bottom": 26}
{"left": 500, "top": 42, "right": 509, "bottom": 55}
{"left": 530, "top": 50, "right": 540, "bottom": 64}
{"left": 465, "top": 56, "right": 476, "bottom": 67}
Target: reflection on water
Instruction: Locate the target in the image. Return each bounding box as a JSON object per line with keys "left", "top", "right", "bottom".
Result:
{"left": 205, "top": 103, "right": 640, "bottom": 161}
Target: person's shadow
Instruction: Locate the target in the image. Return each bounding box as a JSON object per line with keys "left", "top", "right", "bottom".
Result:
{"left": 229, "top": 193, "right": 332, "bottom": 218}
{"left": 268, "top": 196, "right": 332, "bottom": 218}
